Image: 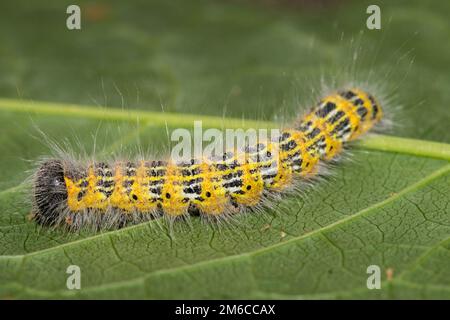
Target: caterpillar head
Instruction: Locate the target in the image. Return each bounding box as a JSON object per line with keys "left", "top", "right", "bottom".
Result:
{"left": 33, "top": 159, "right": 68, "bottom": 225}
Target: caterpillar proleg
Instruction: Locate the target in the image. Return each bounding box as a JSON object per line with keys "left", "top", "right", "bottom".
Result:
{"left": 32, "top": 88, "right": 383, "bottom": 230}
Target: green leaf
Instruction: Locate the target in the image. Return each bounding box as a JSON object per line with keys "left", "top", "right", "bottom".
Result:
{"left": 0, "top": 99, "right": 450, "bottom": 299}
{"left": 1, "top": 0, "right": 449, "bottom": 299}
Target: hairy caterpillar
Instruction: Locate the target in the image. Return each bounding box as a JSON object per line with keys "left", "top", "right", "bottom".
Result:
{"left": 31, "top": 88, "right": 383, "bottom": 230}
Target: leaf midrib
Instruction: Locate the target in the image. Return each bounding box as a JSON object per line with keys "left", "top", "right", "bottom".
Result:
{"left": 1, "top": 97, "right": 450, "bottom": 161}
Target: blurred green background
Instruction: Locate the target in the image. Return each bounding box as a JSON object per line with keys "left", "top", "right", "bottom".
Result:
{"left": 1, "top": 0, "right": 449, "bottom": 127}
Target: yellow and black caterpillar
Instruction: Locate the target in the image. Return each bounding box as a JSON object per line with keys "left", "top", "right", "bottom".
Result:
{"left": 32, "top": 88, "right": 383, "bottom": 230}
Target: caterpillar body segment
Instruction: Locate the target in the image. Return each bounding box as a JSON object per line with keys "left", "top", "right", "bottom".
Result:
{"left": 32, "top": 88, "right": 383, "bottom": 229}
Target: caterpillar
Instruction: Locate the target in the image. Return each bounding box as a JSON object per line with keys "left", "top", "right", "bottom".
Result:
{"left": 31, "top": 88, "right": 383, "bottom": 230}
